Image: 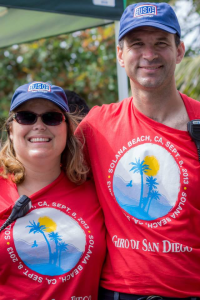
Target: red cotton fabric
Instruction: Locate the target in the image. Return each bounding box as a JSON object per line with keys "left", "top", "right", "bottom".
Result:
{"left": 76, "top": 93, "right": 200, "bottom": 297}
{"left": 0, "top": 172, "right": 106, "bottom": 300}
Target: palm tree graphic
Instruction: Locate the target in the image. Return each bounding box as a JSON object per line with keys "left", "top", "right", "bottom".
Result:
{"left": 147, "top": 189, "right": 161, "bottom": 214}
{"left": 129, "top": 158, "right": 151, "bottom": 208}
{"left": 58, "top": 242, "right": 68, "bottom": 268}
{"left": 49, "top": 231, "right": 62, "bottom": 265}
{"left": 146, "top": 176, "right": 159, "bottom": 200}
{"left": 26, "top": 220, "right": 53, "bottom": 264}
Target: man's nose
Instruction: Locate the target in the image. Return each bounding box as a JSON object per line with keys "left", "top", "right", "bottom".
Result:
{"left": 142, "top": 46, "right": 158, "bottom": 61}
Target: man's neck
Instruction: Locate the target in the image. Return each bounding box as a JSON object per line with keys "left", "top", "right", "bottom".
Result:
{"left": 131, "top": 85, "right": 190, "bottom": 130}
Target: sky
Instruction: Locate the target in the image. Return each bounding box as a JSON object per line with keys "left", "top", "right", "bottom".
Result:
{"left": 174, "top": 0, "right": 200, "bottom": 50}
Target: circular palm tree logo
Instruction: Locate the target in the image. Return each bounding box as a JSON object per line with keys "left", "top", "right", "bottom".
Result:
{"left": 113, "top": 143, "right": 180, "bottom": 220}
{"left": 13, "top": 208, "right": 86, "bottom": 276}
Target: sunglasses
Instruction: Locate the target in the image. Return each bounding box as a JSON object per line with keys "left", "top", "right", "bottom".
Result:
{"left": 12, "top": 111, "right": 66, "bottom": 126}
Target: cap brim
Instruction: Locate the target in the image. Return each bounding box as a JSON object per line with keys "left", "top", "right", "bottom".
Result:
{"left": 10, "top": 93, "right": 69, "bottom": 112}
{"left": 119, "top": 21, "right": 178, "bottom": 41}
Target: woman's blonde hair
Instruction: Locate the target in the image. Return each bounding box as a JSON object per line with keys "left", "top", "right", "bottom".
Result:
{"left": 0, "top": 111, "right": 88, "bottom": 185}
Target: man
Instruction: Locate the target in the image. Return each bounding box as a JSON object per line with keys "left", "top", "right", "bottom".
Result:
{"left": 77, "top": 2, "right": 200, "bottom": 299}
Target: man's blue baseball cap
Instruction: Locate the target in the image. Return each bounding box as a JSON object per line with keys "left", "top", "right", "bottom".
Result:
{"left": 10, "top": 82, "right": 69, "bottom": 112}
{"left": 118, "top": 2, "right": 181, "bottom": 41}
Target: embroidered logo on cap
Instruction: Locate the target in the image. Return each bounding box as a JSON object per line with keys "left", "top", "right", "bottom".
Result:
{"left": 134, "top": 4, "right": 157, "bottom": 18}
{"left": 28, "top": 82, "right": 51, "bottom": 92}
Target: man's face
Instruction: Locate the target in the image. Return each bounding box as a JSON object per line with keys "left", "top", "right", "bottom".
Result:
{"left": 117, "top": 27, "right": 185, "bottom": 92}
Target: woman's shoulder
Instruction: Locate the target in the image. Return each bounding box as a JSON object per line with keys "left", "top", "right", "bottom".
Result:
{"left": 0, "top": 171, "right": 14, "bottom": 185}
{"left": 86, "top": 97, "right": 132, "bottom": 120}
{"left": 0, "top": 175, "right": 18, "bottom": 213}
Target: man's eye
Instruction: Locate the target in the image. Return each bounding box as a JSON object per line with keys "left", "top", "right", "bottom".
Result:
{"left": 157, "top": 42, "right": 167, "bottom": 46}
{"left": 132, "top": 42, "right": 143, "bottom": 47}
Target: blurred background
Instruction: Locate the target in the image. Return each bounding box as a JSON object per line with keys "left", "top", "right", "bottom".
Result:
{"left": 0, "top": 0, "right": 199, "bottom": 124}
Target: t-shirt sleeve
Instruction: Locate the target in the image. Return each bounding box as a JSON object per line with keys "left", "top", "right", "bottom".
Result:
{"left": 75, "top": 113, "right": 94, "bottom": 178}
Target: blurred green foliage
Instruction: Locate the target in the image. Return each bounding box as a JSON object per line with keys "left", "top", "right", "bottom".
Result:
{"left": 175, "top": 55, "right": 200, "bottom": 100}
{"left": 0, "top": 25, "right": 117, "bottom": 120}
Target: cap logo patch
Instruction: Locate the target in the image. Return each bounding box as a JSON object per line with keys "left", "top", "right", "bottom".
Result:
{"left": 134, "top": 4, "right": 157, "bottom": 18}
{"left": 28, "top": 82, "right": 51, "bottom": 92}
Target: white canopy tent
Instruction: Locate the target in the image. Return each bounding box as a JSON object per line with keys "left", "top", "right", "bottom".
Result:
{"left": 0, "top": 0, "right": 128, "bottom": 101}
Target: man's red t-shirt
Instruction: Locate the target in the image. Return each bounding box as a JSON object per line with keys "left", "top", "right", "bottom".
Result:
{"left": 77, "top": 93, "right": 200, "bottom": 297}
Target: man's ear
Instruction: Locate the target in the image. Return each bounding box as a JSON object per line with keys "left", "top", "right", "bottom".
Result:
{"left": 117, "top": 45, "right": 125, "bottom": 68}
{"left": 176, "top": 41, "right": 185, "bottom": 65}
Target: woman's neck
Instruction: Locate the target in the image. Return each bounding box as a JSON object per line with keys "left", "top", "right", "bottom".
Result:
{"left": 17, "top": 162, "right": 61, "bottom": 197}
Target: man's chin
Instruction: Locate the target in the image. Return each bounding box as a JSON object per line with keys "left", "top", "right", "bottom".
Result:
{"left": 138, "top": 79, "right": 163, "bottom": 89}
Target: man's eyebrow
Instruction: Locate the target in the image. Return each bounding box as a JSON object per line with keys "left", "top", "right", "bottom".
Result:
{"left": 156, "top": 36, "right": 170, "bottom": 41}
{"left": 126, "top": 37, "right": 142, "bottom": 42}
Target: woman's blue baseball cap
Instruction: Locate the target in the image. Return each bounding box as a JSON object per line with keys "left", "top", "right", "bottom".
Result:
{"left": 10, "top": 82, "right": 69, "bottom": 112}
{"left": 118, "top": 2, "right": 181, "bottom": 41}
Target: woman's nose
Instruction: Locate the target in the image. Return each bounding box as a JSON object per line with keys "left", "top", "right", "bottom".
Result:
{"left": 32, "top": 116, "right": 47, "bottom": 130}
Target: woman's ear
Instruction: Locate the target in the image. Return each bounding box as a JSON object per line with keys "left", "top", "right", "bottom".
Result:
{"left": 9, "top": 124, "right": 13, "bottom": 141}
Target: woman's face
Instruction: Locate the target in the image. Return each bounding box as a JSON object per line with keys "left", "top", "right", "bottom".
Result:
{"left": 9, "top": 98, "right": 67, "bottom": 167}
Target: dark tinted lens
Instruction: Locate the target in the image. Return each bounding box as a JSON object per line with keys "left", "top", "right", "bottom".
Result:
{"left": 15, "top": 112, "right": 37, "bottom": 125}
{"left": 42, "top": 112, "right": 63, "bottom": 126}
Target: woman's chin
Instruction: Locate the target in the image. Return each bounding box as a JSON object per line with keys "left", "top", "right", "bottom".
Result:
{"left": 28, "top": 150, "right": 59, "bottom": 162}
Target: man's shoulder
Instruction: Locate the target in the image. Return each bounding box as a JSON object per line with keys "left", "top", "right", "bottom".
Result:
{"left": 84, "top": 97, "right": 132, "bottom": 122}
{"left": 181, "top": 93, "right": 200, "bottom": 118}
{"left": 181, "top": 93, "right": 200, "bottom": 105}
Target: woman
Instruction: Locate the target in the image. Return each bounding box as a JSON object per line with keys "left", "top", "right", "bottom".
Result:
{"left": 0, "top": 82, "right": 106, "bottom": 300}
